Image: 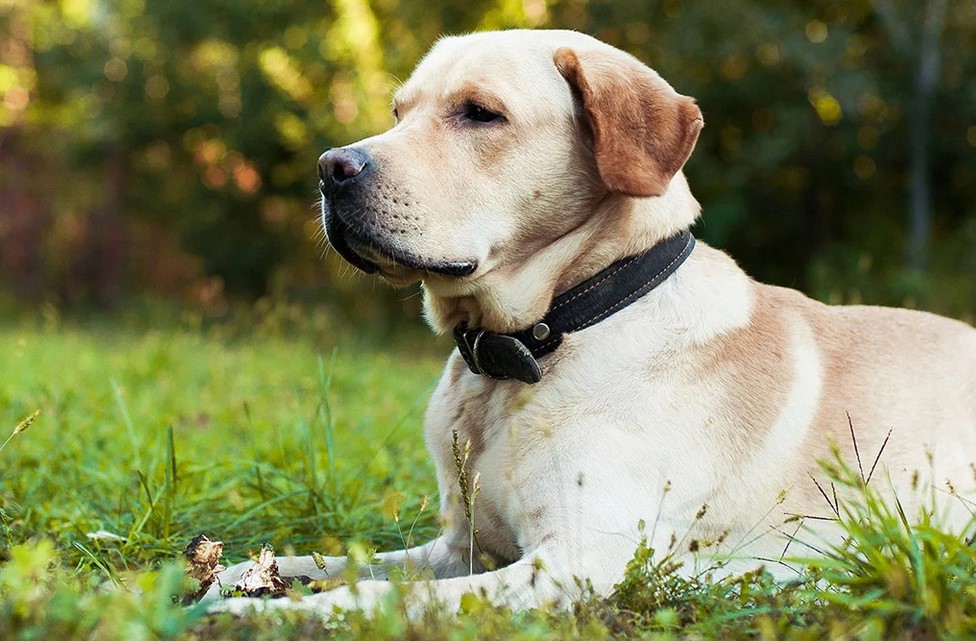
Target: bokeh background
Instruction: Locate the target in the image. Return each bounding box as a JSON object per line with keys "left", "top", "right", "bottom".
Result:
{"left": 1, "top": 0, "right": 974, "bottom": 330}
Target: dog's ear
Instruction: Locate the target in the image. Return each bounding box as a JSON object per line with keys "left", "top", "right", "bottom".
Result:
{"left": 554, "top": 46, "right": 703, "bottom": 198}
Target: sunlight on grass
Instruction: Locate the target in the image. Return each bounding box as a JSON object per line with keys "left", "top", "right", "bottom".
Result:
{"left": 0, "top": 320, "right": 444, "bottom": 571}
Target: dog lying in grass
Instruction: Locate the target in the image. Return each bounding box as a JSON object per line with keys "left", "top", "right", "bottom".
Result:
{"left": 209, "top": 29, "right": 976, "bottom": 616}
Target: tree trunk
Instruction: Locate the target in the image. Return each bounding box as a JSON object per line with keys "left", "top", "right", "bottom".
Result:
{"left": 906, "top": 0, "right": 947, "bottom": 273}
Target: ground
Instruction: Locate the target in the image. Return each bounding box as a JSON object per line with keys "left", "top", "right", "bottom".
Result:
{"left": 1, "top": 310, "right": 975, "bottom": 640}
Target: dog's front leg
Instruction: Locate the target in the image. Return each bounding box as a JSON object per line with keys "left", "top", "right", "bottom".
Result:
{"left": 212, "top": 546, "right": 586, "bottom": 617}
{"left": 202, "top": 534, "right": 471, "bottom": 603}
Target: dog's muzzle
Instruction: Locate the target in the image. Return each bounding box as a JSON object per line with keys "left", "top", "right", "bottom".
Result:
{"left": 317, "top": 147, "right": 478, "bottom": 278}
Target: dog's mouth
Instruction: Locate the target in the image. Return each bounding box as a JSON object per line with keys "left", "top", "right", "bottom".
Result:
{"left": 320, "top": 202, "right": 378, "bottom": 274}
{"left": 321, "top": 187, "right": 477, "bottom": 278}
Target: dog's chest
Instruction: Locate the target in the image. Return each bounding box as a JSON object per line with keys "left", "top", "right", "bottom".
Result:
{"left": 424, "top": 357, "right": 553, "bottom": 560}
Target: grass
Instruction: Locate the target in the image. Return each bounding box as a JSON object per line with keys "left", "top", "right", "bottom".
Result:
{"left": 2, "top": 311, "right": 976, "bottom": 640}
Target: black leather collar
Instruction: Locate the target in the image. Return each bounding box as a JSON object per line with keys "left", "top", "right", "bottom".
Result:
{"left": 453, "top": 230, "right": 696, "bottom": 384}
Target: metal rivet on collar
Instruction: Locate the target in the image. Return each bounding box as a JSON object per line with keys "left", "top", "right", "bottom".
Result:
{"left": 531, "top": 322, "right": 551, "bottom": 341}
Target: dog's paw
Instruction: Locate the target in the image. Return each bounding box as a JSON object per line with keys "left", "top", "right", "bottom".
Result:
{"left": 198, "top": 560, "right": 256, "bottom": 603}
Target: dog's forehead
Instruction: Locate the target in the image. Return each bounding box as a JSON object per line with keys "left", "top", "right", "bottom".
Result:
{"left": 395, "top": 30, "right": 592, "bottom": 111}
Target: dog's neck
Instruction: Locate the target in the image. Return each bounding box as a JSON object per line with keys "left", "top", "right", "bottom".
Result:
{"left": 422, "top": 173, "right": 702, "bottom": 334}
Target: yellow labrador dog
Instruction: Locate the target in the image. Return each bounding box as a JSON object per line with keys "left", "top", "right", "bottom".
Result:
{"left": 212, "top": 29, "right": 976, "bottom": 615}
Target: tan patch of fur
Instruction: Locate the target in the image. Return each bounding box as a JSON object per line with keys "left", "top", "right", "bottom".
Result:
{"left": 449, "top": 380, "right": 499, "bottom": 461}
{"left": 693, "top": 284, "right": 795, "bottom": 455}
{"left": 807, "top": 303, "right": 972, "bottom": 457}
{"left": 736, "top": 290, "right": 976, "bottom": 521}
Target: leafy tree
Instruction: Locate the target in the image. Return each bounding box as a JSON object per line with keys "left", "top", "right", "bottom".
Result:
{"left": 1, "top": 0, "right": 973, "bottom": 318}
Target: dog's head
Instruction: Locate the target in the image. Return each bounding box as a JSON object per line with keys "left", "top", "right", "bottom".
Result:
{"left": 319, "top": 30, "right": 702, "bottom": 331}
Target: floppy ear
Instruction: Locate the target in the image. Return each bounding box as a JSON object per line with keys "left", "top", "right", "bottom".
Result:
{"left": 554, "top": 46, "right": 703, "bottom": 198}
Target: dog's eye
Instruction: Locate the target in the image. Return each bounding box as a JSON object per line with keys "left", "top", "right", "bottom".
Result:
{"left": 392, "top": 106, "right": 399, "bottom": 121}
{"left": 462, "top": 102, "right": 503, "bottom": 124}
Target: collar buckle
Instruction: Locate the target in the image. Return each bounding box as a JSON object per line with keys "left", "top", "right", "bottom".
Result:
{"left": 453, "top": 324, "right": 543, "bottom": 384}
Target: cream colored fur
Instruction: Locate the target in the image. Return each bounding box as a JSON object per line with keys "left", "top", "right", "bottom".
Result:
{"left": 209, "top": 30, "right": 976, "bottom": 617}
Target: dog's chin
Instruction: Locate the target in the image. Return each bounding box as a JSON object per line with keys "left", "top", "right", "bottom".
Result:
{"left": 375, "top": 263, "right": 426, "bottom": 286}
{"left": 349, "top": 236, "right": 479, "bottom": 280}
{"left": 324, "top": 210, "right": 478, "bottom": 280}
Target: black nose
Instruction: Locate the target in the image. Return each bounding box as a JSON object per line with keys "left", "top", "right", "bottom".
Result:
{"left": 318, "top": 148, "right": 368, "bottom": 186}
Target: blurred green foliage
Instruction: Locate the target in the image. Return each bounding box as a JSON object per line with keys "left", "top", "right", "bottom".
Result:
{"left": 0, "top": 0, "right": 973, "bottom": 321}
